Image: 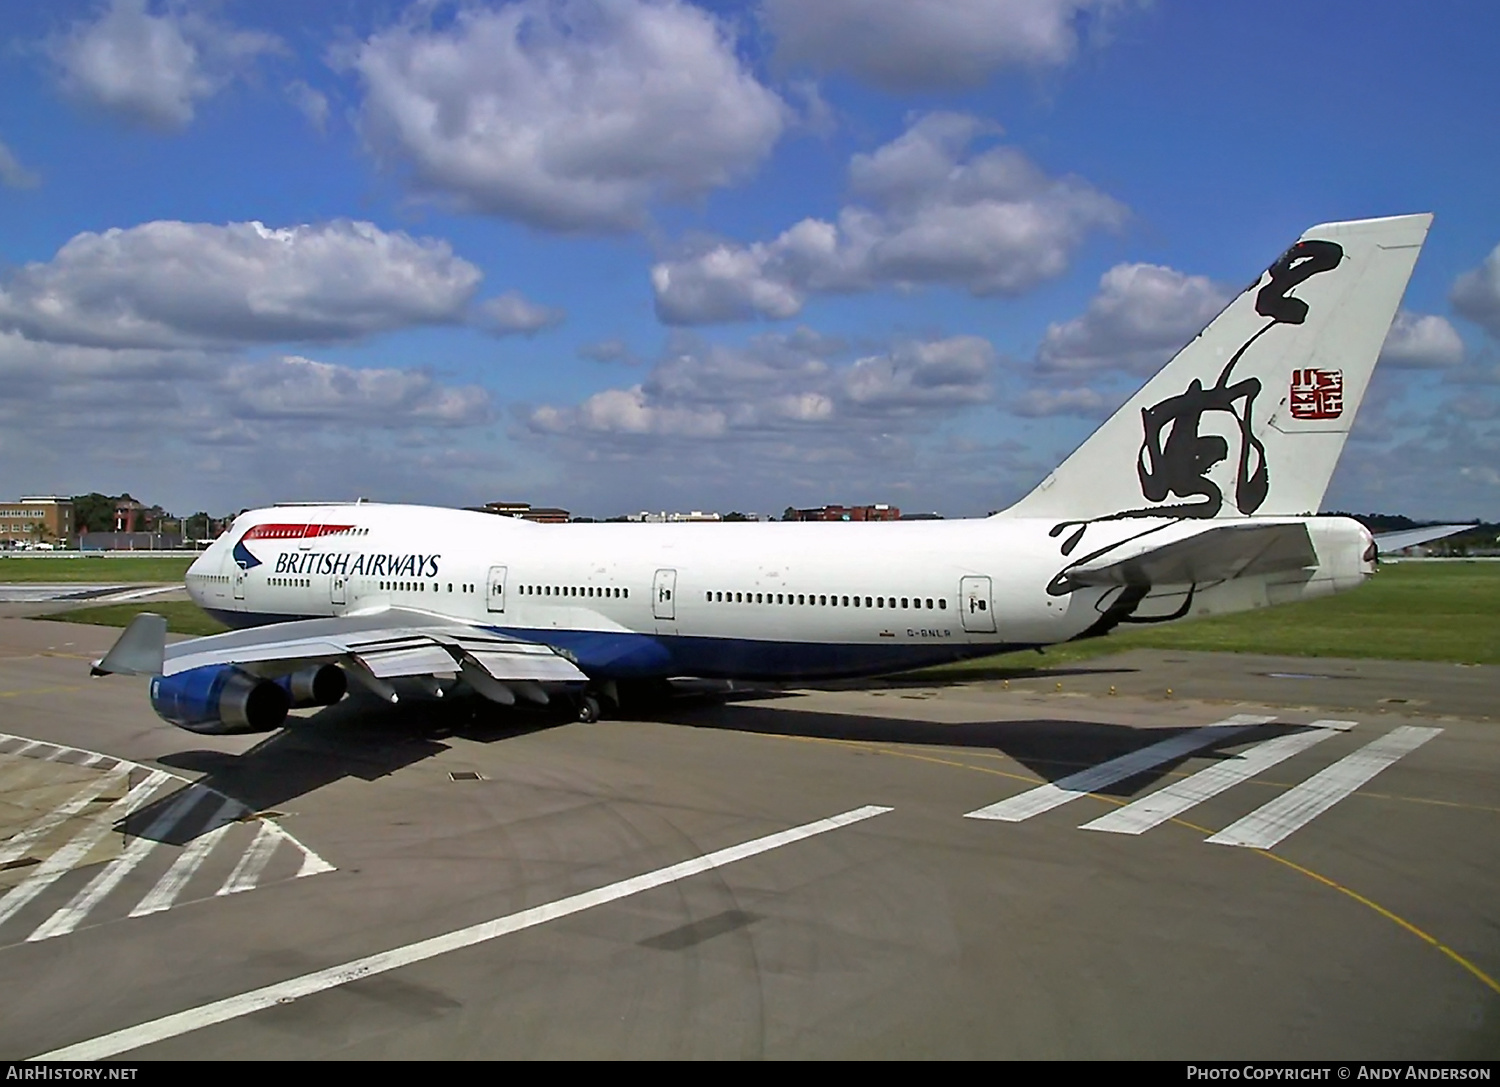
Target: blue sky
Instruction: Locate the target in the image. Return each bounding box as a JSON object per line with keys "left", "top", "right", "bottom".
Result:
{"left": 0, "top": 0, "right": 1496, "bottom": 519}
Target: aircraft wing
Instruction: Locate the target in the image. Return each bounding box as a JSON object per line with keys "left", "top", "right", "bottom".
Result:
{"left": 1061, "top": 521, "right": 1318, "bottom": 590}
{"left": 1372, "top": 524, "right": 1476, "bottom": 554}
{"left": 93, "top": 608, "right": 589, "bottom": 687}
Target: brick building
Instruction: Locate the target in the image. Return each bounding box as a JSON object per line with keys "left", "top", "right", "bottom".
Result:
{"left": 0, "top": 497, "right": 75, "bottom": 548}
{"left": 785, "top": 503, "right": 900, "bottom": 522}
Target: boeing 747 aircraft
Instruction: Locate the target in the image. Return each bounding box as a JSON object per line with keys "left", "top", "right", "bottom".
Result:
{"left": 94, "top": 213, "right": 1432, "bottom": 734}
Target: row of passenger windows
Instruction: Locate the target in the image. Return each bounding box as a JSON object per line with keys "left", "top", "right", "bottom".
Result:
{"left": 380, "top": 581, "right": 437, "bottom": 593}
{"left": 270, "top": 577, "right": 308, "bottom": 588}
{"left": 707, "top": 590, "right": 947, "bottom": 610}
{"left": 519, "top": 585, "right": 629, "bottom": 599}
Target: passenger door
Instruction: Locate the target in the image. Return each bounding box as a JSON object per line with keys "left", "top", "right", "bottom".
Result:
{"left": 959, "top": 575, "right": 995, "bottom": 633}
{"left": 653, "top": 569, "right": 677, "bottom": 620}
{"left": 486, "top": 565, "right": 508, "bottom": 614}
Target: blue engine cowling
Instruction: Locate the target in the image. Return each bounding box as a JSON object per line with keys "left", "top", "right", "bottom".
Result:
{"left": 150, "top": 665, "right": 291, "bottom": 735}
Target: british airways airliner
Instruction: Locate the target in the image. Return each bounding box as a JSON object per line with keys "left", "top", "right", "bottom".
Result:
{"left": 94, "top": 214, "right": 1431, "bottom": 734}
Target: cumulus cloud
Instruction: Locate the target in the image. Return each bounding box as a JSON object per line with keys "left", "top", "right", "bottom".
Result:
{"left": 1037, "top": 261, "right": 1231, "bottom": 374}
{"left": 1451, "top": 242, "right": 1500, "bottom": 340}
{"left": 473, "top": 292, "right": 565, "bottom": 336}
{"left": 0, "top": 219, "right": 482, "bottom": 349}
{"left": 1011, "top": 385, "right": 1109, "bottom": 417}
{"left": 286, "top": 80, "right": 330, "bottom": 133}
{"left": 843, "top": 337, "right": 995, "bottom": 409}
{"left": 1378, "top": 310, "right": 1465, "bottom": 369}
{"left": 652, "top": 112, "right": 1125, "bottom": 323}
{"left": 52, "top": 0, "right": 282, "bottom": 130}
{"left": 0, "top": 333, "right": 491, "bottom": 430}
{"left": 578, "top": 338, "right": 640, "bottom": 364}
{"left": 222, "top": 355, "right": 492, "bottom": 426}
{"left": 764, "top": 0, "right": 1119, "bottom": 91}
{"left": 529, "top": 328, "right": 993, "bottom": 439}
{"left": 0, "top": 330, "right": 498, "bottom": 513}
{"left": 0, "top": 139, "right": 39, "bottom": 189}
{"left": 350, "top": 0, "right": 787, "bottom": 232}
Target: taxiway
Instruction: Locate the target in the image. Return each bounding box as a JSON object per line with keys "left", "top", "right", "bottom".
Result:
{"left": 0, "top": 617, "right": 1494, "bottom": 1059}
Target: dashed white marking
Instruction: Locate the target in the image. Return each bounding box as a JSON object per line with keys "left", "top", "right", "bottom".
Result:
{"left": 27, "top": 786, "right": 209, "bottom": 942}
{"left": 0, "top": 732, "right": 331, "bottom": 919}
{"left": 0, "top": 767, "right": 131, "bottom": 867}
{"left": 0, "top": 771, "right": 171, "bottom": 928}
{"left": 1081, "top": 721, "right": 1349, "bottom": 836}
{"left": 129, "top": 799, "right": 242, "bottom": 918}
{"left": 963, "top": 715, "right": 1275, "bottom": 822}
{"left": 216, "top": 822, "right": 280, "bottom": 896}
{"left": 36, "top": 804, "right": 894, "bottom": 1061}
{"left": 1207, "top": 726, "right": 1442, "bottom": 849}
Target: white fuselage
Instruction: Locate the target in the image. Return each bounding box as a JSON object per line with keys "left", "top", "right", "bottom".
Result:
{"left": 186, "top": 504, "right": 1373, "bottom": 682}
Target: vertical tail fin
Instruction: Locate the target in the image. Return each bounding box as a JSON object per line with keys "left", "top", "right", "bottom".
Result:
{"left": 1002, "top": 213, "right": 1432, "bottom": 522}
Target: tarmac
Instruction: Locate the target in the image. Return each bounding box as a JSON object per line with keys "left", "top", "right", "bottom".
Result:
{"left": 0, "top": 615, "right": 1493, "bottom": 1060}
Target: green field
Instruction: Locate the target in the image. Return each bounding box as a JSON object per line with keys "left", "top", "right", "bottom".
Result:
{"left": 32, "top": 560, "right": 1500, "bottom": 667}
{"left": 913, "top": 560, "right": 1500, "bottom": 678}
{"left": 0, "top": 554, "right": 196, "bottom": 582}
{"left": 48, "top": 600, "right": 229, "bottom": 636}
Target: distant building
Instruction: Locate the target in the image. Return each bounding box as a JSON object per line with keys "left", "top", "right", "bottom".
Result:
{"left": 0, "top": 497, "right": 75, "bottom": 548}
{"left": 113, "top": 497, "right": 145, "bottom": 533}
{"left": 785, "top": 503, "right": 900, "bottom": 522}
{"left": 472, "top": 501, "right": 571, "bottom": 524}
{"left": 629, "top": 511, "right": 723, "bottom": 523}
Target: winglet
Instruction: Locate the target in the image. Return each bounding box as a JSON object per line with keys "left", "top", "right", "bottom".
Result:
{"left": 91, "top": 613, "right": 167, "bottom": 677}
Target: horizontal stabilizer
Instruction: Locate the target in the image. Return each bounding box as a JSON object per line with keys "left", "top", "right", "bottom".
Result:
{"left": 91, "top": 612, "right": 167, "bottom": 676}
{"left": 1060, "top": 521, "right": 1317, "bottom": 590}
{"left": 1373, "top": 524, "right": 1476, "bottom": 554}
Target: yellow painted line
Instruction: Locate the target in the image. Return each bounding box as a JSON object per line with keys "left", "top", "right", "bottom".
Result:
{"left": 0, "top": 686, "right": 82, "bottom": 698}
{"left": 1251, "top": 849, "right": 1500, "bottom": 996}
{"left": 764, "top": 728, "right": 1500, "bottom": 998}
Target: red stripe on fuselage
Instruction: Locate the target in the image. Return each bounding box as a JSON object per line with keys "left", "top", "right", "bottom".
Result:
{"left": 241, "top": 523, "right": 355, "bottom": 540}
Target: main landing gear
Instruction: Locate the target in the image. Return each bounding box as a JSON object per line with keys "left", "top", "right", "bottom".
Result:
{"left": 576, "top": 694, "right": 602, "bottom": 723}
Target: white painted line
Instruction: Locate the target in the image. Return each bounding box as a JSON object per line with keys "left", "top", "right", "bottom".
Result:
{"left": 36, "top": 804, "right": 893, "bottom": 1060}
{"left": 101, "top": 586, "right": 182, "bottom": 603}
{"left": 0, "top": 732, "right": 330, "bottom": 918}
{"left": 1207, "top": 726, "right": 1442, "bottom": 849}
{"left": 0, "top": 767, "right": 131, "bottom": 867}
{"left": 8, "top": 741, "right": 45, "bottom": 758}
{"left": 0, "top": 771, "right": 171, "bottom": 929}
{"left": 1080, "top": 721, "right": 1348, "bottom": 835}
{"left": 963, "top": 716, "right": 1275, "bottom": 822}
{"left": 41, "top": 745, "right": 70, "bottom": 762}
{"left": 216, "top": 822, "right": 280, "bottom": 896}
{"left": 27, "top": 786, "right": 210, "bottom": 942}
{"left": 260, "top": 820, "right": 334, "bottom": 878}
{"left": 128, "top": 799, "right": 242, "bottom": 918}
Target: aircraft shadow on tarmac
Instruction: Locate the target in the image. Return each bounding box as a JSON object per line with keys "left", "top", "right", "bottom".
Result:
{"left": 123, "top": 692, "right": 579, "bottom": 843}
{"left": 120, "top": 679, "right": 1302, "bottom": 841}
{"left": 652, "top": 696, "right": 1313, "bottom": 799}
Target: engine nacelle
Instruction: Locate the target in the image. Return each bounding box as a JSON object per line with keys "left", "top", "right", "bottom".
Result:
{"left": 150, "top": 665, "right": 290, "bottom": 735}
{"left": 276, "top": 664, "right": 348, "bottom": 708}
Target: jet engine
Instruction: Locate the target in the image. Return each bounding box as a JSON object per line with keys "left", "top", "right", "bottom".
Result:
{"left": 276, "top": 663, "right": 348, "bottom": 708}
{"left": 149, "top": 664, "right": 290, "bottom": 735}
